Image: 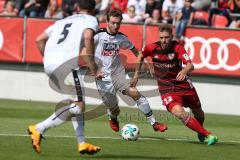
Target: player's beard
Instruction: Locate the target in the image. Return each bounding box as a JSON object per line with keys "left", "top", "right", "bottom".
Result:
{"left": 161, "top": 42, "right": 171, "bottom": 51}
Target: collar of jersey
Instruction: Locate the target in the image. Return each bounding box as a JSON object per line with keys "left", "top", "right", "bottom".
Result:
{"left": 106, "top": 30, "right": 117, "bottom": 36}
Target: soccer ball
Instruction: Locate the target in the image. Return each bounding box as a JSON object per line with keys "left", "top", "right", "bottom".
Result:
{"left": 121, "top": 124, "right": 140, "bottom": 141}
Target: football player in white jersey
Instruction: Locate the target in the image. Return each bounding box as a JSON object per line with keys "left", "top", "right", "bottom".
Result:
{"left": 94, "top": 10, "right": 168, "bottom": 133}
{"left": 27, "top": 0, "right": 102, "bottom": 155}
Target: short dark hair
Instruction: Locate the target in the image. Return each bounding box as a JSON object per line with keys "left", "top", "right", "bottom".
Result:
{"left": 107, "top": 9, "right": 123, "bottom": 22}
{"left": 77, "top": 0, "right": 96, "bottom": 11}
{"left": 158, "top": 24, "right": 173, "bottom": 34}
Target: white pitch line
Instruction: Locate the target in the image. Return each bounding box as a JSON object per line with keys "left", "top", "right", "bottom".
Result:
{"left": 0, "top": 133, "right": 240, "bottom": 144}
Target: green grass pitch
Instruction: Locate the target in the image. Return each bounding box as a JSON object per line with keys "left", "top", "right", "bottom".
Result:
{"left": 0, "top": 99, "right": 240, "bottom": 160}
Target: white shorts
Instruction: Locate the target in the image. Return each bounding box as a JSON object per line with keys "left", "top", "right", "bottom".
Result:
{"left": 44, "top": 65, "right": 86, "bottom": 102}
{"left": 96, "top": 72, "right": 130, "bottom": 108}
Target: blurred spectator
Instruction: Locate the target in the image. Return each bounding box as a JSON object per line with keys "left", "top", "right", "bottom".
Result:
{"left": 162, "top": 0, "right": 183, "bottom": 24}
{"left": 95, "top": 0, "right": 110, "bottom": 22}
{"left": 229, "top": 18, "right": 240, "bottom": 28}
{"left": 110, "top": 0, "right": 128, "bottom": 12}
{"left": 19, "top": 0, "right": 49, "bottom": 17}
{"left": 127, "top": 0, "right": 146, "bottom": 18}
{"left": 0, "top": 1, "right": 17, "bottom": 16}
{"left": 145, "top": 0, "right": 163, "bottom": 18}
{"left": 235, "top": 19, "right": 240, "bottom": 28}
{"left": 44, "top": 0, "right": 63, "bottom": 19}
{"left": 175, "top": 0, "right": 195, "bottom": 39}
{"left": 13, "top": 0, "right": 28, "bottom": 15}
{"left": 145, "top": 8, "right": 161, "bottom": 23}
{"left": 122, "top": 5, "right": 142, "bottom": 22}
{"left": 56, "top": 0, "right": 62, "bottom": 7}
{"left": 62, "top": 0, "right": 76, "bottom": 17}
{"left": 95, "top": 0, "right": 110, "bottom": 14}
{"left": 0, "top": 0, "right": 6, "bottom": 13}
{"left": 208, "top": 0, "right": 232, "bottom": 27}
{"left": 231, "top": 0, "right": 240, "bottom": 13}
{"left": 191, "top": 0, "right": 211, "bottom": 11}
{"left": 229, "top": 0, "right": 240, "bottom": 28}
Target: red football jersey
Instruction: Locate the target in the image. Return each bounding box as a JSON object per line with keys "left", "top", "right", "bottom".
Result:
{"left": 142, "top": 41, "right": 194, "bottom": 94}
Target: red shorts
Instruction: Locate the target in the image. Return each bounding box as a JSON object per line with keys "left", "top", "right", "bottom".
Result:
{"left": 161, "top": 88, "right": 201, "bottom": 112}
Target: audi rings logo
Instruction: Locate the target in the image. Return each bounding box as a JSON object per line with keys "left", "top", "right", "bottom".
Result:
{"left": 0, "top": 30, "right": 3, "bottom": 50}
{"left": 185, "top": 37, "right": 240, "bottom": 71}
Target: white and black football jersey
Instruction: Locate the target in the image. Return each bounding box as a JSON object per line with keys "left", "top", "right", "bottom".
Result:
{"left": 43, "top": 14, "right": 98, "bottom": 70}
{"left": 94, "top": 28, "right": 135, "bottom": 81}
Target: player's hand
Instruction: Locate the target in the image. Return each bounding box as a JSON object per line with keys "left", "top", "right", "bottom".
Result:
{"left": 95, "top": 71, "right": 104, "bottom": 80}
{"left": 176, "top": 70, "right": 187, "bottom": 81}
{"left": 130, "top": 77, "right": 138, "bottom": 88}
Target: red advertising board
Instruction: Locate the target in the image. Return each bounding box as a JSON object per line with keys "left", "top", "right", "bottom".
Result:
{"left": 185, "top": 27, "right": 240, "bottom": 76}
{"left": 25, "top": 18, "right": 54, "bottom": 63}
{"left": 145, "top": 25, "right": 159, "bottom": 45}
{"left": 0, "top": 16, "right": 239, "bottom": 77}
{"left": 0, "top": 17, "right": 23, "bottom": 62}
{"left": 119, "top": 24, "right": 143, "bottom": 69}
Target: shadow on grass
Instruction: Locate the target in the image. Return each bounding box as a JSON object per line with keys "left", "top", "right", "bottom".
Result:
{"left": 83, "top": 154, "right": 182, "bottom": 159}
{"left": 186, "top": 141, "right": 239, "bottom": 146}
{"left": 140, "top": 136, "right": 189, "bottom": 141}
{"left": 41, "top": 153, "right": 182, "bottom": 160}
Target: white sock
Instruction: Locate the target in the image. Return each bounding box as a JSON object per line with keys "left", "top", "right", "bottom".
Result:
{"left": 36, "top": 103, "right": 81, "bottom": 134}
{"left": 107, "top": 108, "right": 118, "bottom": 120}
{"left": 72, "top": 113, "right": 85, "bottom": 144}
{"left": 136, "top": 96, "right": 156, "bottom": 125}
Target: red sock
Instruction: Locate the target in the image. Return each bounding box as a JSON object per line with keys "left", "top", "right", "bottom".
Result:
{"left": 195, "top": 116, "right": 204, "bottom": 126}
{"left": 184, "top": 117, "right": 211, "bottom": 137}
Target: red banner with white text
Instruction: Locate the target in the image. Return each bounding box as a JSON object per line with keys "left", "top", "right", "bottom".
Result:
{"left": 0, "top": 17, "right": 239, "bottom": 77}
{"left": 185, "top": 28, "right": 240, "bottom": 77}
{"left": 146, "top": 26, "right": 240, "bottom": 77}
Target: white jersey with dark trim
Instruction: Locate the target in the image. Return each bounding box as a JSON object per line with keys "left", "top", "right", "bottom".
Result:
{"left": 94, "top": 28, "right": 134, "bottom": 81}
{"left": 43, "top": 14, "right": 98, "bottom": 70}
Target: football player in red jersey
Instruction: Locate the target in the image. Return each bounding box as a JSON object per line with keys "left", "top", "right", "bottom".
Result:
{"left": 131, "top": 24, "right": 218, "bottom": 145}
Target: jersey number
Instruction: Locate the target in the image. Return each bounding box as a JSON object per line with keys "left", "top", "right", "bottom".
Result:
{"left": 57, "top": 23, "right": 72, "bottom": 44}
{"left": 163, "top": 96, "right": 173, "bottom": 105}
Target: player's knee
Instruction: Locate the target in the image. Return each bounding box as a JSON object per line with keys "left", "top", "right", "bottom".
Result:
{"left": 126, "top": 88, "right": 141, "bottom": 101}
{"left": 69, "top": 102, "right": 85, "bottom": 114}
{"left": 172, "top": 109, "right": 191, "bottom": 124}
{"left": 171, "top": 106, "right": 188, "bottom": 120}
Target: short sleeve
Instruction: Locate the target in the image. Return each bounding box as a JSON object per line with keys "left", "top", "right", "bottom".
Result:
{"left": 120, "top": 35, "right": 135, "bottom": 50}
{"left": 177, "top": 45, "right": 192, "bottom": 64}
{"left": 142, "top": 44, "right": 152, "bottom": 58}
{"left": 162, "top": 0, "right": 168, "bottom": 11}
{"left": 85, "top": 17, "right": 99, "bottom": 33}
{"left": 44, "top": 24, "right": 54, "bottom": 37}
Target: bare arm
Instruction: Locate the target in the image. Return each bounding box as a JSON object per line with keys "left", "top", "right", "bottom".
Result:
{"left": 176, "top": 62, "right": 194, "bottom": 81}
{"left": 130, "top": 53, "right": 145, "bottom": 87}
{"left": 188, "top": 12, "right": 194, "bottom": 25}
{"left": 24, "top": 1, "right": 35, "bottom": 8}
{"left": 36, "top": 32, "right": 49, "bottom": 57}
{"left": 235, "top": 0, "right": 240, "bottom": 8}
{"left": 176, "top": 12, "right": 183, "bottom": 21}
{"left": 81, "top": 28, "right": 100, "bottom": 77}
